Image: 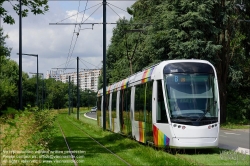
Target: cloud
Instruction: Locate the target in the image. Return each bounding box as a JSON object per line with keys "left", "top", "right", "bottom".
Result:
{"left": 2, "top": 1, "right": 134, "bottom": 77}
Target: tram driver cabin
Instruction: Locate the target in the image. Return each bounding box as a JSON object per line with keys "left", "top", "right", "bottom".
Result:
{"left": 97, "top": 59, "right": 220, "bottom": 149}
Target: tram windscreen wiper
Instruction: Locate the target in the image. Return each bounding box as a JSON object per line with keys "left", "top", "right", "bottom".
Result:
{"left": 196, "top": 101, "right": 217, "bottom": 122}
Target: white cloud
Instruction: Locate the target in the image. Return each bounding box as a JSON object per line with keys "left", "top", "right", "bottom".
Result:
{"left": 2, "top": 1, "right": 134, "bottom": 77}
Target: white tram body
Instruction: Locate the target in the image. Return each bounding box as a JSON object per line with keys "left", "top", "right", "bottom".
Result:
{"left": 97, "top": 59, "right": 220, "bottom": 148}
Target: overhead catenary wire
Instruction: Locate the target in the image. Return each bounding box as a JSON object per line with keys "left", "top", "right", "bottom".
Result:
{"left": 77, "top": 3, "right": 102, "bottom": 26}
{"left": 107, "top": 2, "right": 128, "bottom": 13}
{"left": 64, "top": 0, "right": 82, "bottom": 69}
{"left": 107, "top": 3, "right": 123, "bottom": 20}
{"left": 66, "top": 37, "right": 79, "bottom": 68}
{"left": 79, "top": 58, "right": 100, "bottom": 69}
{"left": 79, "top": 59, "right": 89, "bottom": 69}
{"left": 77, "top": 0, "right": 89, "bottom": 32}
{"left": 96, "top": 62, "right": 102, "bottom": 69}
{"left": 51, "top": 59, "right": 76, "bottom": 71}
{"left": 65, "top": 33, "right": 76, "bottom": 69}
{"left": 56, "top": 2, "right": 102, "bottom": 24}
{"left": 65, "top": 2, "right": 102, "bottom": 69}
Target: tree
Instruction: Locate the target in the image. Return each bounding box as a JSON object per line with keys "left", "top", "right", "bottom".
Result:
{"left": 0, "top": 28, "right": 11, "bottom": 59}
{"left": 0, "top": 28, "right": 16, "bottom": 111}
{"left": 0, "top": 57, "right": 19, "bottom": 111}
{"left": 23, "top": 75, "right": 37, "bottom": 107}
{"left": 105, "top": 0, "right": 250, "bottom": 123}
{"left": 0, "top": 0, "right": 49, "bottom": 25}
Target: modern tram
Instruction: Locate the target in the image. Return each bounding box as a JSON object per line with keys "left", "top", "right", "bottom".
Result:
{"left": 97, "top": 59, "right": 220, "bottom": 148}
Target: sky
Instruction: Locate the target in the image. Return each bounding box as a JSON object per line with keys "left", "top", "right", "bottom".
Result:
{"left": 2, "top": 0, "right": 135, "bottom": 77}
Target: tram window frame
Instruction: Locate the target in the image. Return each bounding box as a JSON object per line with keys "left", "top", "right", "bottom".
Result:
{"left": 134, "top": 82, "right": 153, "bottom": 122}
{"left": 134, "top": 84, "right": 145, "bottom": 121}
{"left": 97, "top": 96, "right": 102, "bottom": 126}
{"left": 157, "top": 80, "right": 168, "bottom": 123}
{"left": 111, "top": 91, "right": 117, "bottom": 118}
{"left": 97, "top": 96, "right": 101, "bottom": 112}
{"left": 106, "top": 94, "right": 110, "bottom": 128}
{"left": 119, "top": 88, "right": 131, "bottom": 134}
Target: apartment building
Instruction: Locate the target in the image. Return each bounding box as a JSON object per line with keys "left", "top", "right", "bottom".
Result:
{"left": 46, "top": 69, "right": 101, "bottom": 92}
{"left": 46, "top": 70, "right": 63, "bottom": 81}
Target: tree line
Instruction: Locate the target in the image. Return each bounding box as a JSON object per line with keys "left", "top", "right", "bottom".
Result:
{"left": 0, "top": 29, "right": 96, "bottom": 113}
{"left": 0, "top": 0, "right": 249, "bottom": 123}
{"left": 103, "top": 0, "right": 250, "bottom": 124}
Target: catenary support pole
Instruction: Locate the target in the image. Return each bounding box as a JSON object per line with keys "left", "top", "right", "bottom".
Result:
{"left": 37, "top": 55, "right": 39, "bottom": 108}
{"left": 103, "top": 0, "right": 106, "bottom": 130}
{"left": 18, "top": 0, "right": 22, "bottom": 110}
{"left": 68, "top": 76, "right": 71, "bottom": 115}
{"left": 77, "top": 57, "right": 79, "bottom": 120}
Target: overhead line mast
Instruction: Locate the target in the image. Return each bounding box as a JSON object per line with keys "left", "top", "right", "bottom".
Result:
{"left": 103, "top": 0, "right": 106, "bottom": 130}
{"left": 49, "top": 1, "right": 147, "bottom": 130}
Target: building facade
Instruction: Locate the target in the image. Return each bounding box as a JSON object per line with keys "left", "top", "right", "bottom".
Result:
{"left": 46, "top": 69, "right": 101, "bottom": 92}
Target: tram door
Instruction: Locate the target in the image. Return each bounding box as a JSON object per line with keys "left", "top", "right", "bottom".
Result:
{"left": 134, "top": 82, "right": 153, "bottom": 143}
{"left": 119, "top": 88, "right": 131, "bottom": 136}
{"left": 97, "top": 96, "right": 102, "bottom": 127}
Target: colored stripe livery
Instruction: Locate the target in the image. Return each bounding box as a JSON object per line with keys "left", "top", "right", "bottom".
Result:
{"left": 142, "top": 67, "right": 154, "bottom": 83}
{"left": 153, "top": 125, "right": 170, "bottom": 146}
{"left": 97, "top": 60, "right": 220, "bottom": 148}
{"left": 139, "top": 121, "right": 145, "bottom": 143}
{"left": 121, "top": 78, "right": 128, "bottom": 90}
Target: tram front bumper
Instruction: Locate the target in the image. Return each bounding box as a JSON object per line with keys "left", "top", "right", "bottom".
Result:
{"left": 171, "top": 137, "right": 219, "bottom": 149}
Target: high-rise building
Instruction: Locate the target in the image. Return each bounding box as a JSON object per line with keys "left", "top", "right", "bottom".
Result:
{"left": 46, "top": 69, "right": 101, "bottom": 92}
{"left": 46, "top": 70, "right": 63, "bottom": 81}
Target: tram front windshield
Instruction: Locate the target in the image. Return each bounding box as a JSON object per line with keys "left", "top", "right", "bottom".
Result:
{"left": 165, "top": 73, "right": 218, "bottom": 125}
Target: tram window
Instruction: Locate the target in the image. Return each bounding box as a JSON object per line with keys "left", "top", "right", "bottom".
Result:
{"left": 134, "top": 82, "right": 153, "bottom": 122}
{"left": 97, "top": 96, "right": 102, "bottom": 126}
{"left": 124, "top": 89, "right": 130, "bottom": 113}
{"left": 106, "top": 94, "right": 110, "bottom": 128}
{"left": 119, "top": 90, "right": 123, "bottom": 127}
{"left": 120, "top": 89, "right": 131, "bottom": 113}
{"left": 97, "top": 96, "right": 101, "bottom": 112}
{"left": 157, "top": 80, "right": 168, "bottom": 123}
{"left": 111, "top": 92, "right": 117, "bottom": 118}
{"left": 145, "top": 82, "right": 153, "bottom": 128}
{"left": 106, "top": 94, "right": 110, "bottom": 112}
{"left": 134, "top": 84, "right": 145, "bottom": 121}
{"left": 119, "top": 88, "right": 131, "bottom": 134}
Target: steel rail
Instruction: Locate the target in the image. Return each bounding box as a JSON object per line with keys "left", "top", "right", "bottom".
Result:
{"left": 66, "top": 117, "right": 131, "bottom": 166}
{"left": 58, "top": 123, "right": 78, "bottom": 166}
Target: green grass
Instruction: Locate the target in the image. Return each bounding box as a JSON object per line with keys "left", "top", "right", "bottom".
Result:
{"left": 47, "top": 110, "right": 198, "bottom": 166}
{"left": 67, "top": 109, "right": 250, "bottom": 166}
{"left": 178, "top": 148, "right": 250, "bottom": 166}
{"left": 220, "top": 118, "right": 250, "bottom": 129}
{"left": 3, "top": 108, "right": 247, "bottom": 165}
{"left": 221, "top": 122, "right": 250, "bottom": 129}
{"left": 0, "top": 109, "right": 57, "bottom": 165}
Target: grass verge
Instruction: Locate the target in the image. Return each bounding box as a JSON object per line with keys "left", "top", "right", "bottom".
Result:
{"left": 0, "top": 109, "right": 57, "bottom": 165}
{"left": 68, "top": 109, "right": 250, "bottom": 166}
{"left": 48, "top": 109, "right": 198, "bottom": 165}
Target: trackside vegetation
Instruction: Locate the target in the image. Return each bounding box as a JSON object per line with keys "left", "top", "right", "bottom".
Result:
{"left": 0, "top": 108, "right": 57, "bottom": 165}
{"left": 66, "top": 109, "right": 249, "bottom": 166}
{"left": 51, "top": 110, "right": 199, "bottom": 166}
{"left": 0, "top": 1, "right": 249, "bottom": 127}
{"left": 1, "top": 109, "right": 249, "bottom": 165}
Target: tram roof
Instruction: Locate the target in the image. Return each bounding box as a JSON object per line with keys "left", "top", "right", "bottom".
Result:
{"left": 97, "top": 59, "right": 214, "bottom": 96}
